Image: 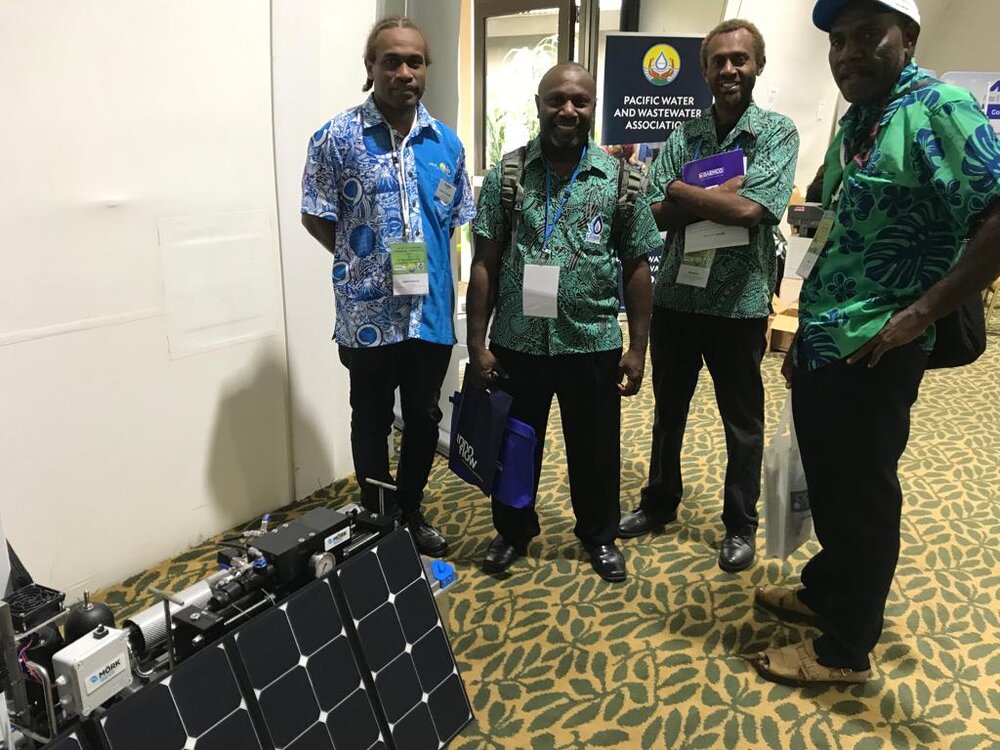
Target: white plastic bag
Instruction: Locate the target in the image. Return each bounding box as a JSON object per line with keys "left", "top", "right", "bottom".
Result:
{"left": 763, "top": 394, "right": 813, "bottom": 559}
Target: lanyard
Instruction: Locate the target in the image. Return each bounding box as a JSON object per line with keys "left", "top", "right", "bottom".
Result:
{"left": 542, "top": 146, "right": 586, "bottom": 256}
{"left": 389, "top": 128, "right": 413, "bottom": 241}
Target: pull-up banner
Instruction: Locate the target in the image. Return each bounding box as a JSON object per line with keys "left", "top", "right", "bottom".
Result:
{"left": 601, "top": 34, "right": 712, "bottom": 146}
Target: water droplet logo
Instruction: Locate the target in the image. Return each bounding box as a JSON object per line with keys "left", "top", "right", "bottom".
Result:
{"left": 642, "top": 44, "right": 681, "bottom": 86}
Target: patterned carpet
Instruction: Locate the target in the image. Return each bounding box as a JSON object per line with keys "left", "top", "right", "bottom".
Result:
{"left": 100, "top": 317, "right": 1000, "bottom": 750}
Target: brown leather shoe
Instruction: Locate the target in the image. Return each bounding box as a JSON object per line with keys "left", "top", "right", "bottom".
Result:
{"left": 754, "top": 586, "right": 820, "bottom": 627}
{"left": 752, "top": 640, "right": 872, "bottom": 687}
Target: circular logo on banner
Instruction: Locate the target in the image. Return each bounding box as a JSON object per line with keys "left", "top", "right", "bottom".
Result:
{"left": 642, "top": 44, "right": 681, "bottom": 86}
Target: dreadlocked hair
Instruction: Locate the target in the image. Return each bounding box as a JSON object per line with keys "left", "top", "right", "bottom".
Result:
{"left": 362, "top": 16, "right": 431, "bottom": 91}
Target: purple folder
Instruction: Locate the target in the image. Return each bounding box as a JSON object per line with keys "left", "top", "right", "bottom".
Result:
{"left": 681, "top": 148, "right": 745, "bottom": 188}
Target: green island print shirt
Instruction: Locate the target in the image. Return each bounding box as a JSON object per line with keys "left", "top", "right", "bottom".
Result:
{"left": 798, "top": 62, "right": 1000, "bottom": 370}
{"left": 472, "top": 138, "right": 662, "bottom": 355}
{"left": 646, "top": 103, "right": 800, "bottom": 318}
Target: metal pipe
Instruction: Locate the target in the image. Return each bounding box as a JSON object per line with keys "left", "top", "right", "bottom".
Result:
{"left": 24, "top": 661, "right": 57, "bottom": 739}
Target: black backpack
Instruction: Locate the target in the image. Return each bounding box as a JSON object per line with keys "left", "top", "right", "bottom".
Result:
{"left": 498, "top": 146, "right": 645, "bottom": 255}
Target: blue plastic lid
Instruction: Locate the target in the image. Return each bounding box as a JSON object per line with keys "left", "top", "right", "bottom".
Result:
{"left": 431, "top": 560, "right": 456, "bottom": 588}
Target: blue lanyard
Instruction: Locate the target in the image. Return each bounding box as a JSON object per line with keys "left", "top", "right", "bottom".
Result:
{"left": 542, "top": 146, "right": 586, "bottom": 256}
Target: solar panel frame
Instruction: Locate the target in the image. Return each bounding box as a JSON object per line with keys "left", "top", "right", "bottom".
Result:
{"left": 96, "top": 641, "right": 266, "bottom": 750}
{"left": 42, "top": 727, "right": 92, "bottom": 750}
{"left": 333, "top": 529, "right": 473, "bottom": 750}
{"left": 227, "top": 577, "right": 387, "bottom": 750}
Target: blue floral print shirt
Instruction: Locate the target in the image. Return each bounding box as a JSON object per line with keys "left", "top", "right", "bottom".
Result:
{"left": 798, "top": 62, "right": 1000, "bottom": 370}
{"left": 301, "top": 96, "right": 475, "bottom": 348}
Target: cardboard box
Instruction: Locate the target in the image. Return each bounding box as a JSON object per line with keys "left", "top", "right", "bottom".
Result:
{"left": 768, "top": 295, "right": 799, "bottom": 353}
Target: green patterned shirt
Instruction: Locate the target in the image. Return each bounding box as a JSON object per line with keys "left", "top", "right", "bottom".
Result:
{"left": 472, "top": 138, "right": 662, "bottom": 355}
{"left": 646, "top": 103, "right": 799, "bottom": 318}
{"left": 798, "top": 62, "right": 1000, "bottom": 370}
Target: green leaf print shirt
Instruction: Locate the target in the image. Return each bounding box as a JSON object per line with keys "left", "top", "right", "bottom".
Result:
{"left": 798, "top": 62, "right": 1000, "bottom": 371}
{"left": 646, "top": 103, "right": 800, "bottom": 318}
{"left": 472, "top": 138, "right": 663, "bottom": 355}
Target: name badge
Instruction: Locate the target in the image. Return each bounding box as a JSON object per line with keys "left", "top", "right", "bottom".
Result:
{"left": 797, "top": 211, "right": 835, "bottom": 279}
{"left": 522, "top": 263, "right": 560, "bottom": 318}
{"left": 585, "top": 215, "right": 604, "bottom": 244}
{"left": 676, "top": 249, "right": 715, "bottom": 288}
{"left": 390, "top": 241, "right": 429, "bottom": 296}
{"left": 434, "top": 178, "right": 457, "bottom": 206}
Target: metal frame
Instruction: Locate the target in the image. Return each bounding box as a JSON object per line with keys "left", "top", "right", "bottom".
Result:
{"left": 472, "top": 0, "right": 576, "bottom": 173}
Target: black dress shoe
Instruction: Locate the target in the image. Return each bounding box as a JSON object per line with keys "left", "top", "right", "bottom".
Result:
{"left": 617, "top": 507, "right": 677, "bottom": 538}
{"left": 482, "top": 535, "right": 525, "bottom": 574}
{"left": 404, "top": 510, "right": 448, "bottom": 557}
{"left": 587, "top": 543, "right": 627, "bottom": 582}
{"left": 719, "top": 527, "right": 756, "bottom": 572}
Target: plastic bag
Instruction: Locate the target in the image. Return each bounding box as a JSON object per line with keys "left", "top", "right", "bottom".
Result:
{"left": 763, "top": 394, "right": 813, "bottom": 558}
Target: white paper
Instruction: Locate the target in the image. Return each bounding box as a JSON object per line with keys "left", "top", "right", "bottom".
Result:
{"left": 676, "top": 249, "right": 715, "bottom": 288}
{"left": 522, "top": 263, "right": 559, "bottom": 318}
{"left": 392, "top": 273, "right": 429, "bottom": 296}
{"left": 684, "top": 220, "right": 749, "bottom": 253}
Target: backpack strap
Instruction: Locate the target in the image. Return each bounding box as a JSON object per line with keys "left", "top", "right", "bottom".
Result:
{"left": 499, "top": 146, "right": 527, "bottom": 257}
{"left": 612, "top": 160, "right": 646, "bottom": 251}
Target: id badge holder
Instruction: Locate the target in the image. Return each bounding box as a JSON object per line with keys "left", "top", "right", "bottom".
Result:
{"left": 797, "top": 211, "right": 835, "bottom": 279}
{"left": 522, "top": 260, "right": 560, "bottom": 319}
{"left": 390, "top": 240, "right": 429, "bottom": 295}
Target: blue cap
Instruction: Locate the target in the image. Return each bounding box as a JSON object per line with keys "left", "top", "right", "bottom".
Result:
{"left": 813, "top": 0, "right": 921, "bottom": 32}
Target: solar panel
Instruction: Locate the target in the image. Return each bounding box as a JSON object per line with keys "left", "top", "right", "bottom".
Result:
{"left": 43, "top": 729, "right": 90, "bottom": 750}
{"left": 232, "top": 577, "right": 385, "bottom": 750}
{"left": 98, "top": 642, "right": 264, "bottom": 750}
{"left": 335, "top": 529, "right": 472, "bottom": 750}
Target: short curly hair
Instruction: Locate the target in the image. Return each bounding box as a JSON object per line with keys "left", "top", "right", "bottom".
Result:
{"left": 700, "top": 19, "right": 766, "bottom": 71}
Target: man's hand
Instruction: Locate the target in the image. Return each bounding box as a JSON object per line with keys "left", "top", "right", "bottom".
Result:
{"left": 719, "top": 176, "right": 745, "bottom": 193}
{"left": 469, "top": 347, "right": 507, "bottom": 389}
{"left": 617, "top": 348, "right": 645, "bottom": 396}
{"left": 781, "top": 344, "right": 797, "bottom": 388}
{"left": 847, "top": 304, "right": 932, "bottom": 367}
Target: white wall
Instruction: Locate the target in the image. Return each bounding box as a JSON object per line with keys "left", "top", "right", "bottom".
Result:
{"left": 0, "top": 0, "right": 291, "bottom": 598}
{"left": 917, "top": 0, "right": 999, "bottom": 77}
{"left": 639, "top": 0, "right": 725, "bottom": 36}
{"left": 272, "top": 1, "right": 377, "bottom": 498}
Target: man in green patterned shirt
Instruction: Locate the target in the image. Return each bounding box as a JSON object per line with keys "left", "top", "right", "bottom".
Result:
{"left": 466, "top": 63, "right": 660, "bottom": 582}
{"left": 618, "top": 20, "right": 800, "bottom": 574}
{"left": 753, "top": 0, "right": 1000, "bottom": 687}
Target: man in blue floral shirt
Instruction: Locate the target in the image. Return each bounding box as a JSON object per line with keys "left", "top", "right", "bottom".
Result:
{"left": 753, "top": 0, "right": 1000, "bottom": 686}
{"left": 301, "top": 17, "right": 474, "bottom": 556}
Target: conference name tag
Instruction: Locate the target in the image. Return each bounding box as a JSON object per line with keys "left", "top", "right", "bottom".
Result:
{"left": 676, "top": 248, "right": 715, "bottom": 288}
{"left": 435, "top": 178, "right": 457, "bottom": 205}
{"left": 797, "top": 211, "right": 835, "bottom": 279}
{"left": 390, "top": 241, "right": 429, "bottom": 296}
{"left": 522, "top": 263, "right": 559, "bottom": 318}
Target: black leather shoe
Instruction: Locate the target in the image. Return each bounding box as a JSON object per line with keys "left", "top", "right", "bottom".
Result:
{"left": 719, "top": 527, "right": 756, "bottom": 572}
{"left": 617, "top": 508, "right": 677, "bottom": 538}
{"left": 587, "top": 543, "right": 627, "bottom": 582}
{"left": 404, "top": 510, "right": 448, "bottom": 557}
{"left": 482, "top": 535, "right": 525, "bottom": 574}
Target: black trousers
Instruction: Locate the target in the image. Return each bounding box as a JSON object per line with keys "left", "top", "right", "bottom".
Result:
{"left": 490, "top": 345, "right": 622, "bottom": 549}
{"left": 793, "top": 342, "right": 926, "bottom": 670}
{"left": 339, "top": 340, "right": 453, "bottom": 515}
{"left": 640, "top": 308, "right": 768, "bottom": 533}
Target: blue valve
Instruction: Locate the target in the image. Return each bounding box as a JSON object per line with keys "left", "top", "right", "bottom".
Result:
{"left": 431, "top": 560, "right": 455, "bottom": 589}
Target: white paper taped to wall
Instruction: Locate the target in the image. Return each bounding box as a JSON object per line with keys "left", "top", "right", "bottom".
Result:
{"left": 158, "top": 210, "right": 281, "bottom": 359}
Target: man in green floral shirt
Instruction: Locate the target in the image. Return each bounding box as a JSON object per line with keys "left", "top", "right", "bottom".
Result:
{"left": 466, "top": 63, "right": 660, "bottom": 582}
{"left": 753, "top": 0, "right": 1000, "bottom": 687}
{"left": 618, "top": 20, "right": 799, "bottom": 574}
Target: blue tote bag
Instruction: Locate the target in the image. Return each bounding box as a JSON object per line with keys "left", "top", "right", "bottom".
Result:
{"left": 448, "top": 379, "right": 513, "bottom": 495}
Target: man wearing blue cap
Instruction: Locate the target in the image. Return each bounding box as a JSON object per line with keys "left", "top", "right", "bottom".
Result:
{"left": 753, "top": 0, "right": 1000, "bottom": 686}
